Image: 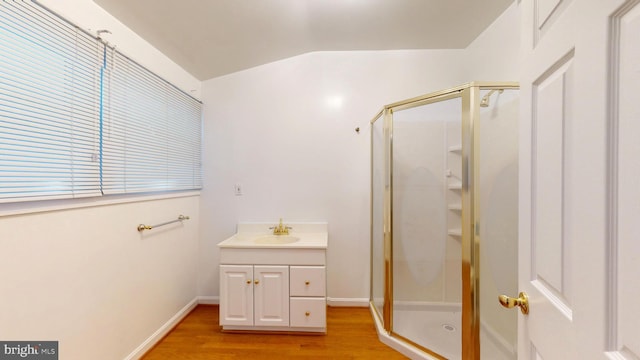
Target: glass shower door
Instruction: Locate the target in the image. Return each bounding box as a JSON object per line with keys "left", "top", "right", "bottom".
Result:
{"left": 478, "top": 88, "right": 519, "bottom": 360}
{"left": 391, "top": 96, "right": 462, "bottom": 359}
{"left": 371, "top": 111, "right": 386, "bottom": 325}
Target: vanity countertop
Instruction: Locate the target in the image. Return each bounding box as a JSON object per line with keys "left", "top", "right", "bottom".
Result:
{"left": 217, "top": 222, "right": 328, "bottom": 249}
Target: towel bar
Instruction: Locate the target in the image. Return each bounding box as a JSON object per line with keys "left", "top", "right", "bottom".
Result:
{"left": 137, "top": 215, "right": 190, "bottom": 232}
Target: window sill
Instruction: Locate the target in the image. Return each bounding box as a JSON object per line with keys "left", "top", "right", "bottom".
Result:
{"left": 0, "top": 190, "right": 201, "bottom": 218}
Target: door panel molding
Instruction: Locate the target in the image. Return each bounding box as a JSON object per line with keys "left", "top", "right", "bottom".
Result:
{"left": 531, "top": 50, "right": 574, "bottom": 315}
{"left": 531, "top": 279, "right": 572, "bottom": 320}
{"left": 534, "top": 0, "right": 573, "bottom": 46}
{"left": 607, "top": 1, "right": 640, "bottom": 358}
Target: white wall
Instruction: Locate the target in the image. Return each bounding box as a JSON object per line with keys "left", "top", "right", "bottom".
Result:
{"left": 465, "top": 3, "right": 521, "bottom": 81}
{"left": 0, "top": 1, "right": 202, "bottom": 359}
{"left": 0, "top": 195, "right": 200, "bottom": 360}
{"left": 199, "top": 50, "right": 467, "bottom": 303}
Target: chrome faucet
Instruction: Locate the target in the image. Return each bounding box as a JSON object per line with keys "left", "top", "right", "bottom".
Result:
{"left": 270, "top": 218, "right": 292, "bottom": 235}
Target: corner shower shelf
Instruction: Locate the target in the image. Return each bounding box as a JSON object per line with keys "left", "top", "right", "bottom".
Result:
{"left": 448, "top": 144, "right": 462, "bottom": 153}
{"left": 447, "top": 229, "right": 462, "bottom": 237}
{"left": 448, "top": 182, "right": 462, "bottom": 190}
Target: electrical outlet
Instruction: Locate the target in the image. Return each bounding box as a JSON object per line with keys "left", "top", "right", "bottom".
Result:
{"left": 234, "top": 184, "right": 242, "bottom": 196}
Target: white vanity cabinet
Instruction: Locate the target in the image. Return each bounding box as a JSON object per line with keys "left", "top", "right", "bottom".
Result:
{"left": 218, "top": 222, "right": 328, "bottom": 333}
{"left": 219, "top": 265, "right": 289, "bottom": 327}
{"left": 219, "top": 263, "right": 327, "bottom": 332}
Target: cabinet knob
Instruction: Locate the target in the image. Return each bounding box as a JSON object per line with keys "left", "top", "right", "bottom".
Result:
{"left": 254, "top": 280, "right": 259, "bottom": 285}
{"left": 305, "top": 281, "right": 310, "bottom": 285}
{"left": 246, "top": 280, "right": 251, "bottom": 284}
{"left": 305, "top": 312, "right": 310, "bottom": 316}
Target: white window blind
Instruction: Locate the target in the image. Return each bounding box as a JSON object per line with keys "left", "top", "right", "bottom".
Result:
{"left": 102, "top": 50, "right": 202, "bottom": 194}
{"left": 0, "top": 1, "right": 202, "bottom": 203}
{"left": 0, "top": 1, "right": 103, "bottom": 202}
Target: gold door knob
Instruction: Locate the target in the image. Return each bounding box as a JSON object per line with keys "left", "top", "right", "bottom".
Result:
{"left": 498, "top": 292, "right": 529, "bottom": 315}
{"left": 246, "top": 280, "right": 251, "bottom": 284}
{"left": 305, "top": 312, "right": 310, "bottom": 316}
{"left": 305, "top": 281, "right": 310, "bottom": 285}
{"left": 254, "top": 280, "right": 259, "bottom": 285}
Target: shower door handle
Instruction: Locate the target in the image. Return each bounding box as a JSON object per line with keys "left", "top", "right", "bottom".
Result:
{"left": 498, "top": 292, "right": 529, "bottom": 315}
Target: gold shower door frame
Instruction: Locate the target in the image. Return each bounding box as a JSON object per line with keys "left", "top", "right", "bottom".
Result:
{"left": 369, "top": 82, "right": 519, "bottom": 360}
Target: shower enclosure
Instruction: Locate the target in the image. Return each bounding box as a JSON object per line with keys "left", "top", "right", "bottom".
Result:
{"left": 370, "top": 82, "right": 519, "bottom": 359}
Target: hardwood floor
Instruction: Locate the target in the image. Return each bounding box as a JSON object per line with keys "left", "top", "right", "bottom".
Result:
{"left": 142, "top": 305, "right": 408, "bottom": 359}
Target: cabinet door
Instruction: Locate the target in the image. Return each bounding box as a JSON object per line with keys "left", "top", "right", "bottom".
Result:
{"left": 254, "top": 265, "right": 289, "bottom": 327}
{"left": 219, "top": 265, "right": 253, "bottom": 326}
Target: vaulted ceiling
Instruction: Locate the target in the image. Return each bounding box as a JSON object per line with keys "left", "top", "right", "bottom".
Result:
{"left": 94, "top": 0, "right": 513, "bottom": 80}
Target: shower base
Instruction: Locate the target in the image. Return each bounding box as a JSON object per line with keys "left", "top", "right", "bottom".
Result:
{"left": 372, "top": 303, "right": 515, "bottom": 360}
{"left": 393, "top": 303, "right": 461, "bottom": 359}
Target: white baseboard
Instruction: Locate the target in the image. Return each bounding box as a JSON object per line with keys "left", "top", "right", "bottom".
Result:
{"left": 327, "top": 297, "right": 369, "bottom": 307}
{"left": 197, "top": 296, "right": 219, "bottom": 305}
{"left": 124, "top": 298, "right": 198, "bottom": 360}
{"left": 198, "top": 296, "right": 366, "bottom": 307}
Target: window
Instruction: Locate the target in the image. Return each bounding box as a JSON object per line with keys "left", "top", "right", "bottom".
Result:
{"left": 0, "top": 1, "right": 202, "bottom": 204}
{"left": 0, "top": 1, "right": 103, "bottom": 202}
{"left": 102, "top": 50, "right": 202, "bottom": 194}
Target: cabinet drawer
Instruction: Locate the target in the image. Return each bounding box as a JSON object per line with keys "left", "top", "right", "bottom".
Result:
{"left": 290, "top": 266, "right": 326, "bottom": 296}
{"left": 290, "top": 297, "right": 326, "bottom": 328}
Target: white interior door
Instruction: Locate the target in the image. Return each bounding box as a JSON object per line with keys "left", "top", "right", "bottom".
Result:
{"left": 518, "top": 0, "right": 640, "bottom": 359}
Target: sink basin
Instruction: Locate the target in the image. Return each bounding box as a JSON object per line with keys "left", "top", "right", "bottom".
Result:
{"left": 253, "top": 235, "right": 300, "bottom": 244}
